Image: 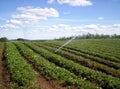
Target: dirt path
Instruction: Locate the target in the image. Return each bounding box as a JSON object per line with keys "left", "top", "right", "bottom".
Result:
{"left": 31, "top": 73, "right": 67, "bottom": 89}
{"left": 0, "top": 43, "right": 10, "bottom": 89}
{"left": 27, "top": 60, "right": 68, "bottom": 89}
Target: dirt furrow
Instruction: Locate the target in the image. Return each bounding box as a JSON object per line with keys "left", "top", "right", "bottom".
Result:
{"left": 0, "top": 43, "right": 10, "bottom": 89}
{"left": 33, "top": 74, "right": 67, "bottom": 89}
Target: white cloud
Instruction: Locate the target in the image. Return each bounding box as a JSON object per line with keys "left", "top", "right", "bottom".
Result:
{"left": 12, "top": 14, "right": 44, "bottom": 24}
{"left": 48, "top": 0, "right": 55, "bottom": 3}
{"left": 1, "top": 23, "right": 120, "bottom": 39}
{"left": 47, "top": 24, "right": 120, "bottom": 38}
{"left": 49, "top": 24, "right": 88, "bottom": 35}
{"left": 48, "top": 0, "right": 93, "bottom": 6}
{"left": 12, "top": 7, "right": 59, "bottom": 24}
{"left": 0, "top": 29, "right": 24, "bottom": 39}
{"left": 0, "top": 7, "right": 59, "bottom": 30}
{"left": 112, "top": 24, "right": 120, "bottom": 28}
{"left": 0, "top": 24, "right": 17, "bottom": 30}
{"left": 84, "top": 24, "right": 98, "bottom": 29}
{"left": 17, "top": 7, "right": 59, "bottom": 18}
{"left": 98, "top": 17, "right": 104, "bottom": 20}
{"left": 7, "top": 20, "right": 22, "bottom": 25}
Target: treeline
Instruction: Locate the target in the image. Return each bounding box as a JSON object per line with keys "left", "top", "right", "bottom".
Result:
{"left": 56, "top": 33, "right": 120, "bottom": 40}
{"left": 0, "top": 37, "right": 30, "bottom": 42}
{"left": 0, "top": 34, "right": 120, "bottom": 42}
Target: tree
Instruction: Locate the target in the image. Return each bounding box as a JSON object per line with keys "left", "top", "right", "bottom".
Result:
{"left": 17, "top": 38, "right": 30, "bottom": 41}
{"left": 0, "top": 37, "right": 8, "bottom": 42}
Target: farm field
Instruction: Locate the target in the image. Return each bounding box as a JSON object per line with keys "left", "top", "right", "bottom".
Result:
{"left": 0, "top": 0, "right": 120, "bottom": 89}
{"left": 40, "top": 39, "right": 120, "bottom": 62}
{"left": 0, "top": 39, "right": 120, "bottom": 89}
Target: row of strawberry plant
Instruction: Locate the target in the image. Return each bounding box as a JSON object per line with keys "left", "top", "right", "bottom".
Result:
{"left": 61, "top": 46, "right": 120, "bottom": 69}
{"left": 66, "top": 39, "right": 120, "bottom": 62}
{"left": 41, "top": 41, "right": 120, "bottom": 63}
{"left": 65, "top": 45, "right": 120, "bottom": 63}
{"left": 43, "top": 43, "right": 120, "bottom": 70}
{"left": 40, "top": 42, "right": 120, "bottom": 70}
{"left": 44, "top": 40, "right": 120, "bottom": 63}
{"left": 4, "top": 42, "right": 36, "bottom": 88}
{"left": 37, "top": 44, "right": 120, "bottom": 78}
{"left": 24, "top": 42, "right": 120, "bottom": 89}
{"left": 14, "top": 42, "right": 99, "bottom": 89}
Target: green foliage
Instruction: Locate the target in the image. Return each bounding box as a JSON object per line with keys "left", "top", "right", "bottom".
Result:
{"left": 56, "top": 33, "right": 120, "bottom": 40}
{"left": 66, "top": 39, "right": 120, "bottom": 62}
{"left": 42, "top": 39, "right": 120, "bottom": 63}
{"left": 51, "top": 41, "right": 120, "bottom": 66}
{"left": 0, "top": 37, "right": 8, "bottom": 42}
{"left": 5, "top": 39, "right": 120, "bottom": 89}
{"left": 37, "top": 44, "right": 120, "bottom": 78}
{"left": 4, "top": 42, "right": 35, "bottom": 88}
{"left": 15, "top": 42, "right": 99, "bottom": 89}
{"left": 25, "top": 42, "right": 120, "bottom": 89}
{"left": 17, "top": 38, "right": 30, "bottom": 41}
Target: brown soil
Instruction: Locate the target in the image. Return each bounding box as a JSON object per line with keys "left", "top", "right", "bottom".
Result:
{"left": 30, "top": 74, "right": 68, "bottom": 89}
{"left": 0, "top": 43, "right": 10, "bottom": 89}
{"left": 27, "top": 58, "right": 68, "bottom": 89}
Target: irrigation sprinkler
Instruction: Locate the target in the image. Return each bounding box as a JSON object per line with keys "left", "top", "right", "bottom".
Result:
{"left": 54, "top": 30, "right": 88, "bottom": 52}
{"left": 55, "top": 36, "right": 76, "bottom": 52}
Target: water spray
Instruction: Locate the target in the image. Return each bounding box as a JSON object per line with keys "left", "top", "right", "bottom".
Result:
{"left": 54, "top": 30, "right": 88, "bottom": 52}
{"left": 55, "top": 36, "right": 76, "bottom": 52}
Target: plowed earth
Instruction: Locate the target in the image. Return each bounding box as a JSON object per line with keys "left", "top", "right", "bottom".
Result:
{"left": 0, "top": 43, "right": 10, "bottom": 89}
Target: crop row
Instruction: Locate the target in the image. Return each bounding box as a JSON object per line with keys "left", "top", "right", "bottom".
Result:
{"left": 14, "top": 42, "right": 99, "bottom": 89}
{"left": 61, "top": 46, "right": 120, "bottom": 69}
{"left": 41, "top": 41, "right": 120, "bottom": 63}
{"left": 24, "top": 42, "right": 120, "bottom": 89}
{"left": 65, "top": 39, "right": 120, "bottom": 62}
{"left": 37, "top": 44, "right": 120, "bottom": 78}
{"left": 41, "top": 42, "right": 120, "bottom": 70}
{"left": 4, "top": 42, "right": 36, "bottom": 88}
{"left": 67, "top": 39, "right": 120, "bottom": 62}
{"left": 65, "top": 46, "right": 120, "bottom": 63}
{"left": 42, "top": 42, "right": 120, "bottom": 70}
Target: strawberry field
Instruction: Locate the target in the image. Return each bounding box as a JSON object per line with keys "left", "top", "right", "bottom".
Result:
{"left": 0, "top": 39, "right": 120, "bottom": 89}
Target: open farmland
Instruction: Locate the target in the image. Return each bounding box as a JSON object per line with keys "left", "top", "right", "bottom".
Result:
{"left": 0, "top": 39, "right": 120, "bottom": 89}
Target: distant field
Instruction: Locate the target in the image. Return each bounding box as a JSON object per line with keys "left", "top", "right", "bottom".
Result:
{"left": 42, "top": 39, "right": 120, "bottom": 61}
{"left": 0, "top": 39, "right": 120, "bottom": 89}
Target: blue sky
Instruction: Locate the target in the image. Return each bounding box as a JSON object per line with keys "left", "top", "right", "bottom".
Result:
{"left": 0, "top": 0, "right": 120, "bottom": 39}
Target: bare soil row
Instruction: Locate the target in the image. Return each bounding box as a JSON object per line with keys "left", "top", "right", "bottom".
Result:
{"left": 0, "top": 43, "right": 10, "bottom": 89}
